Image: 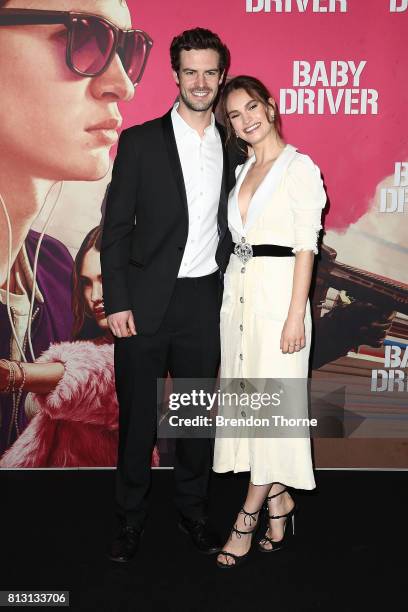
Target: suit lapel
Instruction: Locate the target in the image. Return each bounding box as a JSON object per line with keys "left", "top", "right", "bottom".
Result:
{"left": 228, "top": 157, "right": 253, "bottom": 235}
{"left": 161, "top": 112, "right": 229, "bottom": 234}
{"left": 215, "top": 121, "right": 228, "bottom": 237}
{"left": 244, "top": 144, "right": 298, "bottom": 234}
{"left": 216, "top": 121, "right": 228, "bottom": 199}
{"left": 161, "top": 110, "right": 189, "bottom": 219}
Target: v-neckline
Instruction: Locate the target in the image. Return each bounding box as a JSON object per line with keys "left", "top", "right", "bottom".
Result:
{"left": 236, "top": 144, "right": 288, "bottom": 229}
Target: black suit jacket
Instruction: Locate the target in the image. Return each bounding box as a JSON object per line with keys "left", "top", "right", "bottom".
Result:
{"left": 100, "top": 109, "right": 243, "bottom": 336}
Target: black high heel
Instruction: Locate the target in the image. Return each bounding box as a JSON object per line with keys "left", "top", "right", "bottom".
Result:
{"left": 258, "top": 487, "right": 296, "bottom": 553}
{"left": 216, "top": 507, "right": 261, "bottom": 569}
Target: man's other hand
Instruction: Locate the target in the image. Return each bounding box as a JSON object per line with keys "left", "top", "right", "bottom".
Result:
{"left": 107, "top": 310, "right": 137, "bottom": 337}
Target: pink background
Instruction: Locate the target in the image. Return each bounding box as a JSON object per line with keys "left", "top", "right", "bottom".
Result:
{"left": 121, "top": 0, "right": 408, "bottom": 230}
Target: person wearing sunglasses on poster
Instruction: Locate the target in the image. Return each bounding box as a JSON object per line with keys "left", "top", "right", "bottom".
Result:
{"left": 0, "top": 1, "right": 152, "bottom": 457}
{"left": 101, "top": 28, "right": 245, "bottom": 562}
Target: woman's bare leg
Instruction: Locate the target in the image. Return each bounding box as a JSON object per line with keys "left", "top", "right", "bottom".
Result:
{"left": 259, "top": 482, "right": 295, "bottom": 551}
{"left": 217, "top": 482, "right": 271, "bottom": 566}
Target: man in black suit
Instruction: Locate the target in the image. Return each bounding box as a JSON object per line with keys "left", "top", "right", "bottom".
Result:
{"left": 101, "top": 28, "right": 241, "bottom": 562}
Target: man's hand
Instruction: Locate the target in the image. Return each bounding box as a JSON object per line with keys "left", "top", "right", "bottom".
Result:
{"left": 107, "top": 310, "right": 137, "bottom": 338}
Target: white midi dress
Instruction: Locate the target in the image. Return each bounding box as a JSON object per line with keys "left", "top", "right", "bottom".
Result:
{"left": 212, "top": 144, "right": 326, "bottom": 489}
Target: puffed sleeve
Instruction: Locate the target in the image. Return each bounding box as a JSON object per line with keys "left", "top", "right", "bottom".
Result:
{"left": 286, "top": 154, "right": 326, "bottom": 255}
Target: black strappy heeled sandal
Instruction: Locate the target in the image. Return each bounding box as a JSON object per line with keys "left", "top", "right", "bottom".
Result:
{"left": 216, "top": 507, "right": 261, "bottom": 569}
{"left": 258, "top": 487, "right": 296, "bottom": 553}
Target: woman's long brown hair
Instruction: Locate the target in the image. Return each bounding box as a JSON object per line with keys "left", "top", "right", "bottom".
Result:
{"left": 72, "top": 225, "right": 103, "bottom": 339}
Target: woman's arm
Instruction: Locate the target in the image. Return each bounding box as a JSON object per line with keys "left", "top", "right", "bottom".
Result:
{"left": 0, "top": 359, "right": 64, "bottom": 394}
{"left": 281, "top": 154, "right": 327, "bottom": 353}
{"left": 289, "top": 251, "right": 315, "bottom": 317}
{"left": 281, "top": 251, "right": 314, "bottom": 354}
{"left": 2, "top": 340, "right": 116, "bottom": 424}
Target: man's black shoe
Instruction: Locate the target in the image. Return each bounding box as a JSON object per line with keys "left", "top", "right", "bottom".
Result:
{"left": 178, "top": 516, "right": 222, "bottom": 555}
{"left": 108, "top": 525, "right": 143, "bottom": 562}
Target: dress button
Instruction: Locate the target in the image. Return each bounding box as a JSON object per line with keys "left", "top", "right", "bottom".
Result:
{"left": 240, "top": 324, "right": 243, "bottom": 331}
{"left": 241, "top": 267, "right": 245, "bottom": 273}
{"left": 240, "top": 297, "right": 244, "bottom": 303}
{"left": 240, "top": 381, "right": 245, "bottom": 390}
{"left": 241, "top": 411, "right": 246, "bottom": 417}
{"left": 241, "top": 237, "right": 246, "bottom": 243}
{"left": 239, "top": 353, "right": 243, "bottom": 360}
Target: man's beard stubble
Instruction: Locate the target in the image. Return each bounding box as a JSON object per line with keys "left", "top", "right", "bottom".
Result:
{"left": 179, "top": 88, "right": 218, "bottom": 113}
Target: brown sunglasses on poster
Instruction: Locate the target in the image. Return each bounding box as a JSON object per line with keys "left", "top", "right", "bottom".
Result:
{"left": 0, "top": 8, "right": 153, "bottom": 85}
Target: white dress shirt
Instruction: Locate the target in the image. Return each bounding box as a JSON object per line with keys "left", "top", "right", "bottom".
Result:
{"left": 171, "top": 103, "right": 223, "bottom": 278}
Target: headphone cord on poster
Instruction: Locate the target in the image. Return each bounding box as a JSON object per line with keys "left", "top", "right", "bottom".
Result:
{"left": 0, "top": 182, "right": 64, "bottom": 363}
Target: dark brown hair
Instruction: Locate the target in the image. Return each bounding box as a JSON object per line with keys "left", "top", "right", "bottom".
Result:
{"left": 221, "top": 75, "right": 283, "bottom": 146}
{"left": 72, "top": 225, "right": 103, "bottom": 339}
{"left": 170, "top": 27, "right": 230, "bottom": 75}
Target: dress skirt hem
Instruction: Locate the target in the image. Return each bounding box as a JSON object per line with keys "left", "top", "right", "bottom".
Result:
{"left": 212, "top": 465, "right": 316, "bottom": 490}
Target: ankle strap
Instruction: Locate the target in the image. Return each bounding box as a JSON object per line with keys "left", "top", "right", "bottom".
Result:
{"left": 231, "top": 507, "right": 261, "bottom": 537}
{"left": 232, "top": 525, "right": 256, "bottom": 537}
{"left": 267, "top": 487, "right": 287, "bottom": 500}
{"left": 239, "top": 507, "right": 261, "bottom": 526}
{"left": 268, "top": 509, "right": 294, "bottom": 520}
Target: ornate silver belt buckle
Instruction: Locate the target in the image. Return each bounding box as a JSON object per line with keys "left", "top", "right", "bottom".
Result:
{"left": 234, "top": 241, "right": 253, "bottom": 264}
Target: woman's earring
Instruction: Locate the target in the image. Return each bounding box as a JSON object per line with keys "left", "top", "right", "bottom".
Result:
{"left": 270, "top": 114, "right": 275, "bottom": 122}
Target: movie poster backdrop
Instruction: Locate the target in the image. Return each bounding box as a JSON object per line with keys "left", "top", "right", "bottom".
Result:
{"left": 0, "top": 0, "right": 407, "bottom": 468}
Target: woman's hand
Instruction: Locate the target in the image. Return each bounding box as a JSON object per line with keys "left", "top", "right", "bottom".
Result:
{"left": 0, "top": 359, "right": 11, "bottom": 392}
{"left": 280, "top": 314, "right": 306, "bottom": 354}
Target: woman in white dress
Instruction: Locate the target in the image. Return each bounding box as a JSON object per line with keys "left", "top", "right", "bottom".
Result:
{"left": 213, "top": 76, "right": 326, "bottom": 568}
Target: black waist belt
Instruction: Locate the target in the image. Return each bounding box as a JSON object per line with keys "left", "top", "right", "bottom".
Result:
{"left": 231, "top": 243, "right": 295, "bottom": 258}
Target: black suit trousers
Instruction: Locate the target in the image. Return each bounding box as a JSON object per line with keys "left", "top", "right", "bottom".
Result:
{"left": 113, "top": 271, "right": 221, "bottom": 528}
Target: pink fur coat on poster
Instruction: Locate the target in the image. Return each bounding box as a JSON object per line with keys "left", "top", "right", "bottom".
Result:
{"left": 0, "top": 341, "right": 160, "bottom": 468}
